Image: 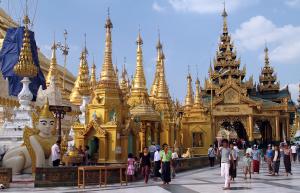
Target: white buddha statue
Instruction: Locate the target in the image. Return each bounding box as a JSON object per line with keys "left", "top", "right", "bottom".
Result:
{"left": 2, "top": 99, "right": 57, "bottom": 174}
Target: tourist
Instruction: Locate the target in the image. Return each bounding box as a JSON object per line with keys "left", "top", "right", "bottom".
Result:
{"left": 229, "top": 142, "right": 237, "bottom": 181}
{"left": 51, "top": 140, "right": 61, "bottom": 167}
{"left": 252, "top": 145, "right": 260, "bottom": 174}
{"left": 246, "top": 145, "right": 253, "bottom": 157}
{"left": 283, "top": 143, "right": 293, "bottom": 176}
{"left": 265, "top": 144, "right": 274, "bottom": 174}
{"left": 208, "top": 145, "right": 216, "bottom": 167}
{"left": 220, "top": 139, "right": 232, "bottom": 190}
{"left": 243, "top": 152, "right": 252, "bottom": 179}
{"left": 149, "top": 142, "right": 157, "bottom": 160}
{"left": 171, "top": 147, "right": 179, "bottom": 178}
{"left": 160, "top": 143, "right": 172, "bottom": 185}
{"left": 290, "top": 143, "right": 297, "bottom": 163}
{"left": 153, "top": 146, "right": 161, "bottom": 180}
{"left": 127, "top": 153, "right": 135, "bottom": 182}
{"left": 272, "top": 145, "right": 280, "bottom": 176}
{"left": 140, "top": 147, "right": 151, "bottom": 183}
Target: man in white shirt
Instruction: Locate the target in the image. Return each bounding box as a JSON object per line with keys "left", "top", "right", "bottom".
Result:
{"left": 153, "top": 147, "right": 161, "bottom": 179}
{"left": 51, "top": 140, "right": 61, "bottom": 166}
{"left": 291, "top": 144, "right": 297, "bottom": 162}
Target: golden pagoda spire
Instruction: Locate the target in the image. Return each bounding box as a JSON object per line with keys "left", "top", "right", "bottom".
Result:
{"left": 78, "top": 35, "right": 90, "bottom": 96}
{"left": 13, "top": 14, "right": 38, "bottom": 77}
{"left": 194, "top": 77, "right": 203, "bottom": 106}
{"left": 132, "top": 30, "right": 147, "bottom": 92}
{"left": 99, "top": 9, "right": 117, "bottom": 86}
{"left": 185, "top": 67, "right": 194, "bottom": 109}
{"left": 46, "top": 36, "right": 62, "bottom": 89}
{"left": 157, "top": 49, "right": 170, "bottom": 99}
{"left": 150, "top": 30, "right": 163, "bottom": 99}
{"left": 90, "top": 56, "right": 97, "bottom": 89}
{"left": 70, "top": 36, "right": 90, "bottom": 104}
{"left": 120, "top": 58, "right": 130, "bottom": 99}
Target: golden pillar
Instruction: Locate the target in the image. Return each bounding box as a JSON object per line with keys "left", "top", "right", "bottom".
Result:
{"left": 275, "top": 116, "right": 280, "bottom": 141}
{"left": 139, "top": 123, "right": 146, "bottom": 152}
{"left": 98, "top": 136, "right": 107, "bottom": 162}
{"left": 286, "top": 117, "right": 290, "bottom": 140}
{"left": 248, "top": 115, "right": 253, "bottom": 141}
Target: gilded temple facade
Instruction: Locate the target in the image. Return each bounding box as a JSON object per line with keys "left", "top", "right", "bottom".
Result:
{"left": 71, "top": 14, "right": 178, "bottom": 163}
{"left": 181, "top": 7, "right": 296, "bottom": 155}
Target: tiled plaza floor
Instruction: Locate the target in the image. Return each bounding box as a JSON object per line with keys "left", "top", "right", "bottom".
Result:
{"left": 3, "top": 160, "right": 300, "bottom": 193}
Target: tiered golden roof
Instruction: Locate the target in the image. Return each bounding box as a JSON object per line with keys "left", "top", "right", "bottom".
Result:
{"left": 70, "top": 44, "right": 90, "bottom": 104}
{"left": 77, "top": 47, "right": 90, "bottom": 96}
{"left": 184, "top": 72, "right": 194, "bottom": 109}
{"left": 98, "top": 14, "right": 118, "bottom": 88}
{"left": 257, "top": 46, "right": 280, "bottom": 92}
{"left": 206, "top": 5, "right": 252, "bottom": 91}
{"left": 13, "top": 15, "right": 38, "bottom": 78}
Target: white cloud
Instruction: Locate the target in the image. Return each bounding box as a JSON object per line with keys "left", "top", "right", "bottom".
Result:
{"left": 152, "top": 2, "right": 165, "bottom": 12}
{"left": 233, "top": 16, "right": 300, "bottom": 64}
{"left": 285, "top": 0, "right": 300, "bottom": 7}
{"left": 167, "top": 0, "right": 258, "bottom": 14}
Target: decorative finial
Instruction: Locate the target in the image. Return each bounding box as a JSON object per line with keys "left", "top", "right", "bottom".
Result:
{"left": 13, "top": 13, "right": 38, "bottom": 78}
{"left": 264, "top": 42, "right": 269, "bottom": 66}
{"left": 222, "top": 0, "right": 228, "bottom": 18}
{"left": 136, "top": 26, "right": 143, "bottom": 45}
{"left": 105, "top": 7, "right": 113, "bottom": 29}
{"left": 156, "top": 26, "right": 162, "bottom": 49}
{"left": 83, "top": 33, "right": 88, "bottom": 55}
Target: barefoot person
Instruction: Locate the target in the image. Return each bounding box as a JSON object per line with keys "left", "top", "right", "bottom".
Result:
{"left": 220, "top": 139, "right": 232, "bottom": 190}
{"left": 272, "top": 145, "right": 280, "bottom": 176}
{"left": 160, "top": 143, "right": 172, "bottom": 184}
{"left": 283, "top": 143, "right": 292, "bottom": 176}
{"left": 140, "top": 147, "right": 151, "bottom": 183}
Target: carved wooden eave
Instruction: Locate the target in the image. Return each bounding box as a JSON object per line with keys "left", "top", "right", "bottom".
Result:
{"left": 73, "top": 120, "right": 107, "bottom": 137}
{"left": 212, "top": 81, "right": 261, "bottom": 109}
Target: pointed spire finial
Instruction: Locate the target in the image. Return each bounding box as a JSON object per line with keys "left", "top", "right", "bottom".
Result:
{"left": 264, "top": 42, "right": 269, "bottom": 66}
{"left": 222, "top": 0, "right": 228, "bottom": 17}
{"left": 136, "top": 25, "right": 143, "bottom": 45}
{"left": 105, "top": 7, "right": 113, "bottom": 29}
{"left": 156, "top": 26, "right": 162, "bottom": 49}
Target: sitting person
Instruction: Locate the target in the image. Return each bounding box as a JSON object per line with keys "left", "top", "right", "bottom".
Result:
{"left": 2, "top": 99, "right": 57, "bottom": 174}
{"left": 182, "top": 148, "right": 191, "bottom": 158}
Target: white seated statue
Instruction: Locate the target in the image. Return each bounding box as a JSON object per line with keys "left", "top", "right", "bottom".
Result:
{"left": 2, "top": 100, "right": 57, "bottom": 174}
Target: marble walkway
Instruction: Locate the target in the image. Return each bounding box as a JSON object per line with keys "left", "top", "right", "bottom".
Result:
{"left": 3, "top": 161, "right": 300, "bottom": 193}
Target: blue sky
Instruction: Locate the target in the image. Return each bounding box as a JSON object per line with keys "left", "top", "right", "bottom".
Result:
{"left": 1, "top": 0, "right": 300, "bottom": 102}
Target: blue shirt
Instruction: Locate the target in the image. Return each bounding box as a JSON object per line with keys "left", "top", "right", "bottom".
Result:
{"left": 266, "top": 149, "right": 273, "bottom": 158}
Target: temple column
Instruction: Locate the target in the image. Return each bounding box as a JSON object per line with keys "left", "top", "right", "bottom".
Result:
{"left": 286, "top": 117, "right": 290, "bottom": 141}
{"left": 98, "top": 136, "right": 107, "bottom": 162}
{"left": 248, "top": 115, "right": 253, "bottom": 142}
{"left": 154, "top": 123, "right": 158, "bottom": 145}
{"left": 139, "top": 123, "right": 146, "bottom": 152}
{"left": 275, "top": 116, "right": 280, "bottom": 142}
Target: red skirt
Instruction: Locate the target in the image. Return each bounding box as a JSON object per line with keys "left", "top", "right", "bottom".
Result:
{"left": 253, "top": 160, "right": 260, "bottom": 173}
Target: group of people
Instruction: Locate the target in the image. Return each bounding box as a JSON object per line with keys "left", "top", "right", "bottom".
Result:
{"left": 126, "top": 143, "right": 179, "bottom": 185}
{"left": 216, "top": 139, "right": 299, "bottom": 190}
{"left": 50, "top": 140, "right": 91, "bottom": 167}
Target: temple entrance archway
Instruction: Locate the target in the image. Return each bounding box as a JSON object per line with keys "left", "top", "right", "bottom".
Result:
{"left": 256, "top": 120, "right": 272, "bottom": 145}
{"left": 220, "top": 120, "right": 248, "bottom": 141}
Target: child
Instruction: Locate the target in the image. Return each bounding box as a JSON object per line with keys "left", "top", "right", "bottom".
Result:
{"left": 127, "top": 153, "right": 135, "bottom": 181}
{"left": 243, "top": 152, "right": 252, "bottom": 179}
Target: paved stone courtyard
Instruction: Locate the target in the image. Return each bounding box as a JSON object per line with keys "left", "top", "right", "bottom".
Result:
{"left": 4, "top": 161, "right": 300, "bottom": 193}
